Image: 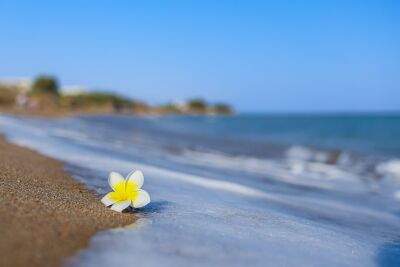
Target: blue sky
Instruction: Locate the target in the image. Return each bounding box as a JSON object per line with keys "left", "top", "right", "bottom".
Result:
{"left": 0, "top": 0, "right": 399, "bottom": 112}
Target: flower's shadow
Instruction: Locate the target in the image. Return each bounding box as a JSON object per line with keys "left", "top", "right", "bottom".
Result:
{"left": 124, "top": 200, "right": 170, "bottom": 216}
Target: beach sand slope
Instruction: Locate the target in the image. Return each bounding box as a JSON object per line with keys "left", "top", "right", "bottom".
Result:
{"left": 0, "top": 135, "right": 135, "bottom": 267}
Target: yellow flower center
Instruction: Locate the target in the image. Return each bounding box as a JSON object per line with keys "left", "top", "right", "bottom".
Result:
{"left": 109, "top": 181, "right": 139, "bottom": 203}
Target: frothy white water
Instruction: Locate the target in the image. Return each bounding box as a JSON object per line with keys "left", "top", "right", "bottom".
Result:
{"left": 376, "top": 160, "right": 400, "bottom": 178}
{"left": 1, "top": 114, "right": 399, "bottom": 267}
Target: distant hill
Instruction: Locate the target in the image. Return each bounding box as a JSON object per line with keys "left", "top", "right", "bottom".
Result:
{"left": 0, "top": 75, "right": 234, "bottom": 116}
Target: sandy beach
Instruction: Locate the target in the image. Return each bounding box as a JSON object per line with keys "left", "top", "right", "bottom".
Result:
{"left": 0, "top": 135, "right": 136, "bottom": 267}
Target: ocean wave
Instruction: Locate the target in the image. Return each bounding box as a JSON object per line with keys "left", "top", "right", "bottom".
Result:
{"left": 376, "top": 159, "right": 400, "bottom": 179}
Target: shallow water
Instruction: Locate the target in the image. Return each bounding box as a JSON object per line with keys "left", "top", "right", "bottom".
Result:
{"left": 1, "top": 114, "right": 400, "bottom": 267}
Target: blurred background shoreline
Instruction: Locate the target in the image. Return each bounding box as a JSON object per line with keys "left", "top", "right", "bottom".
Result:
{"left": 0, "top": 76, "right": 234, "bottom": 116}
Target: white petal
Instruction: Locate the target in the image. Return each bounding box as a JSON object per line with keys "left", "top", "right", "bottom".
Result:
{"left": 101, "top": 192, "right": 118, "bottom": 206}
{"left": 132, "top": 189, "right": 151, "bottom": 208}
{"left": 108, "top": 172, "right": 125, "bottom": 191}
{"left": 110, "top": 200, "right": 131, "bottom": 212}
{"left": 126, "top": 170, "right": 144, "bottom": 189}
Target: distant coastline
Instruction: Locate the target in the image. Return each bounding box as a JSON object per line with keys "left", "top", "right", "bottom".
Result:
{"left": 0, "top": 76, "right": 234, "bottom": 117}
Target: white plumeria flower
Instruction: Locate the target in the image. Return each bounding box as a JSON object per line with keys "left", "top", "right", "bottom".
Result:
{"left": 101, "top": 170, "right": 151, "bottom": 212}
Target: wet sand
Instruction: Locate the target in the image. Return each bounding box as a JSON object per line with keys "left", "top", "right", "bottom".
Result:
{"left": 0, "top": 135, "right": 136, "bottom": 267}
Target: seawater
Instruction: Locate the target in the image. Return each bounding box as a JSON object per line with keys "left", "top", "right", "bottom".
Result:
{"left": 0, "top": 113, "right": 400, "bottom": 267}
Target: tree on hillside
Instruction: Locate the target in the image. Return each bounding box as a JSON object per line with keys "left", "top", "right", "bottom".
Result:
{"left": 61, "top": 91, "right": 135, "bottom": 111}
{"left": 188, "top": 98, "right": 207, "bottom": 111}
{"left": 213, "top": 103, "right": 233, "bottom": 114}
{"left": 31, "top": 75, "right": 59, "bottom": 95}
